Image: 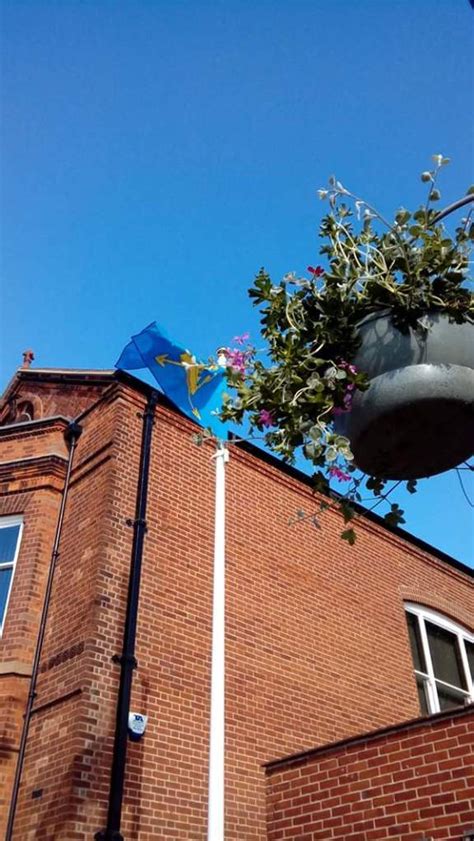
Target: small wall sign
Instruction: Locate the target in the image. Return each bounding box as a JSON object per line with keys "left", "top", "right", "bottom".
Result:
{"left": 128, "top": 712, "right": 148, "bottom": 742}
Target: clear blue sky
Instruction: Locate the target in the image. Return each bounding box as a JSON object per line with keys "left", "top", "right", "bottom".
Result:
{"left": 1, "top": 0, "right": 473, "bottom": 565}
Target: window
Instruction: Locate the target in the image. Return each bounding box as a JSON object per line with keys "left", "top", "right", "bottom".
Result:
{"left": 0, "top": 516, "right": 23, "bottom": 634}
{"left": 405, "top": 603, "right": 474, "bottom": 715}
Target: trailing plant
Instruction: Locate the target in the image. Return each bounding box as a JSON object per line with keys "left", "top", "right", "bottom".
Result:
{"left": 220, "top": 156, "right": 474, "bottom": 541}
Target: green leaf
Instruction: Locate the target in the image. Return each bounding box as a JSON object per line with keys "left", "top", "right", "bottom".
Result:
{"left": 341, "top": 528, "right": 356, "bottom": 545}
{"left": 339, "top": 444, "right": 354, "bottom": 460}
{"left": 365, "top": 475, "right": 385, "bottom": 495}
{"left": 312, "top": 472, "right": 329, "bottom": 494}
{"left": 325, "top": 446, "right": 338, "bottom": 462}
{"left": 303, "top": 442, "right": 316, "bottom": 460}
{"left": 384, "top": 503, "right": 406, "bottom": 527}
{"left": 395, "top": 208, "right": 411, "bottom": 225}
{"left": 309, "top": 425, "right": 322, "bottom": 441}
{"left": 307, "top": 372, "right": 320, "bottom": 387}
{"left": 339, "top": 500, "right": 355, "bottom": 522}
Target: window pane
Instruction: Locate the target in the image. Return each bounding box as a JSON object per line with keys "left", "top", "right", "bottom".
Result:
{"left": 466, "top": 641, "right": 474, "bottom": 686}
{"left": 426, "top": 620, "right": 466, "bottom": 690}
{"left": 416, "top": 675, "right": 429, "bottom": 715}
{"left": 0, "top": 525, "right": 20, "bottom": 565}
{"left": 436, "top": 681, "right": 467, "bottom": 711}
{"left": 406, "top": 612, "right": 426, "bottom": 672}
{"left": 0, "top": 566, "right": 13, "bottom": 626}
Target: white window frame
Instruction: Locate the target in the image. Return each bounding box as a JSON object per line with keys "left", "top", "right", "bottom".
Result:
{"left": 0, "top": 515, "right": 23, "bottom": 636}
{"left": 405, "top": 602, "right": 474, "bottom": 714}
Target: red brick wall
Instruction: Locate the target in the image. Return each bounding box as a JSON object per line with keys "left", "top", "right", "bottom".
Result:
{"left": 0, "top": 430, "right": 65, "bottom": 837}
{"left": 8, "top": 384, "right": 135, "bottom": 840}
{"left": 1, "top": 372, "right": 473, "bottom": 839}
{"left": 265, "top": 706, "right": 474, "bottom": 840}
{"left": 0, "top": 374, "right": 112, "bottom": 425}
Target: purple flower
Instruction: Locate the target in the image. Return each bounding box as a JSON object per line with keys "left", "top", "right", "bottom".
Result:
{"left": 258, "top": 409, "right": 275, "bottom": 428}
{"left": 328, "top": 466, "right": 351, "bottom": 482}
{"left": 226, "top": 348, "right": 248, "bottom": 375}
{"left": 338, "top": 360, "right": 358, "bottom": 375}
{"left": 333, "top": 391, "right": 354, "bottom": 415}
{"left": 232, "top": 332, "right": 250, "bottom": 346}
{"left": 332, "top": 362, "right": 358, "bottom": 415}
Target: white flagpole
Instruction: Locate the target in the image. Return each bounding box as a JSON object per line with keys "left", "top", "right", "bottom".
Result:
{"left": 207, "top": 442, "right": 229, "bottom": 841}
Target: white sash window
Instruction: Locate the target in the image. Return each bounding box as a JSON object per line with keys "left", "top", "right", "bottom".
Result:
{"left": 405, "top": 603, "right": 474, "bottom": 715}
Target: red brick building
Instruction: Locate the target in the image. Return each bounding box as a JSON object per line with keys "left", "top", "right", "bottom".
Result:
{"left": 0, "top": 365, "right": 472, "bottom": 840}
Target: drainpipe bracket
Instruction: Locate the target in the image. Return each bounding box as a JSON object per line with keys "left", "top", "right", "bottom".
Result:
{"left": 111, "top": 653, "right": 138, "bottom": 669}
{"left": 125, "top": 517, "right": 148, "bottom": 531}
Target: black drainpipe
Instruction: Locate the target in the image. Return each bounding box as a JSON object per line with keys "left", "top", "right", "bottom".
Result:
{"left": 95, "top": 390, "right": 158, "bottom": 841}
{"left": 5, "top": 419, "right": 82, "bottom": 841}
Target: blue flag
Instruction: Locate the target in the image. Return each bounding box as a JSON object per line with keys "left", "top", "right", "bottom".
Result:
{"left": 116, "top": 322, "right": 228, "bottom": 438}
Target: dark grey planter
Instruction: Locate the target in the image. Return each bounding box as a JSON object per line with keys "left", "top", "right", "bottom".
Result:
{"left": 334, "top": 311, "right": 474, "bottom": 479}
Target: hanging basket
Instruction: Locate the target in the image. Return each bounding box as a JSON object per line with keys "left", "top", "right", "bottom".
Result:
{"left": 335, "top": 311, "right": 474, "bottom": 479}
